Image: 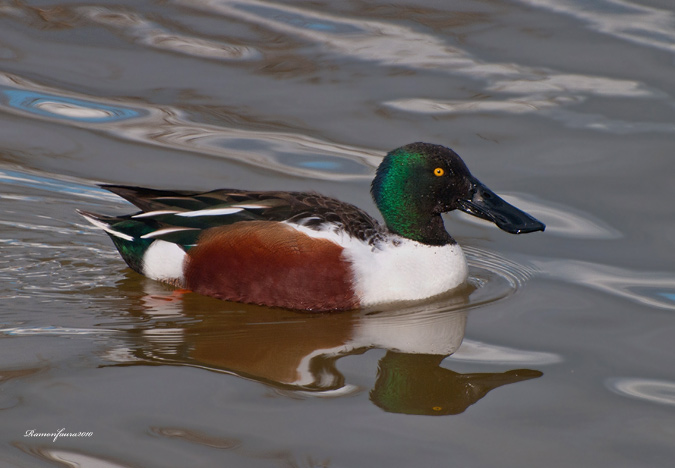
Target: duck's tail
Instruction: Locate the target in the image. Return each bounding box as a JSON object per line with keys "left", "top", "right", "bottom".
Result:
{"left": 77, "top": 209, "right": 152, "bottom": 274}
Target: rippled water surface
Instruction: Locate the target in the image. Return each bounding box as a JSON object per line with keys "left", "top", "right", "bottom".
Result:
{"left": 1, "top": 1, "right": 674, "bottom": 467}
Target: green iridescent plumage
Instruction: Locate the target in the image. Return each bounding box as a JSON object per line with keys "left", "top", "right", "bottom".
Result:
{"left": 370, "top": 143, "right": 463, "bottom": 245}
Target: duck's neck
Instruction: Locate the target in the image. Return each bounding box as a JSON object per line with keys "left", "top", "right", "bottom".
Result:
{"left": 379, "top": 207, "right": 455, "bottom": 246}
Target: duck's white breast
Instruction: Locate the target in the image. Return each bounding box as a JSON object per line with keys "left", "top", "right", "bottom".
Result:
{"left": 345, "top": 237, "right": 467, "bottom": 306}
{"left": 286, "top": 223, "right": 468, "bottom": 307}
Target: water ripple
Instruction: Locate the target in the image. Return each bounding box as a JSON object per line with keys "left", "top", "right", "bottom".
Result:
{"left": 513, "top": 0, "right": 675, "bottom": 54}
{"left": 182, "top": 0, "right": 659, "bottom": 95}
{"left": 179, "top": 0, "right": 672, "bottom": 135}
{"left": 13, "top": 446, "right": 132, "bottom": 468}
{"left": 0, "top": 169, "right": 128, "bottom": 302}
{"left": 464, "top": 245, "right": 536, "bottom": 290}
{"left": 452, "top": 339, "right": 563, "bottom": 365}
{"left": 606, "top": 377, "right": 675, "bottom": 407}
{"left": 1, "top": 89, "right": 141, "bottom": 123}
{"left": 0, "top": 326, "right": 115, "bottom": 336}
{"left": 79, "top": 7, "right": 261, "bottom": 61}
{"left": 236, "top": 3, "right": 361, "bottom": 34}
{"left": 0, "top": 168, "right": 119, "bottom": 201}
{"left": 149, "top": 426, "right": 241, "bottom": 449}
{"left": 384, "top": 96, "right": 675, "bottom": 134}
{"left": 0, "top": 73, "right": 380, "bottom": 180}
{"left": 534, "top": 258, "right": 675, "bottom": 311}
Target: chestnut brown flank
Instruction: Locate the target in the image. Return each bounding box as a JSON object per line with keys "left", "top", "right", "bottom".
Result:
{"left": 184, "top": 221, "right": 358, "bottom": 311}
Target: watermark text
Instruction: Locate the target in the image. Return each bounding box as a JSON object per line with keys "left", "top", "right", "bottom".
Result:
{"left": 24, "top": 428, "right": 93, "bottom": 442}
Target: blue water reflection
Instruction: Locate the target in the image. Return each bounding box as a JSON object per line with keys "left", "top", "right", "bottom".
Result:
{"left": 277, "top": 152, "right": 369, "bottom": 174}
{"left": 1, "top": 89, "right": 142, "bottom": 123}
{"left": 0, "top": 168, "right": 117, "bottom": 201}
{"left": 658, "top": 292, "right": 675, "bottom": 302}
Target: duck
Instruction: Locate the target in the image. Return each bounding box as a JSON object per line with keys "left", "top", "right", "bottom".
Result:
{"left": 79, "top": 142, "right": 544, "bottom": 311}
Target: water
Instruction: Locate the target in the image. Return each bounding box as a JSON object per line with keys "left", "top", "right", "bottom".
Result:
{"left": 1, "top": 0, "right": 674, "bottom": 466}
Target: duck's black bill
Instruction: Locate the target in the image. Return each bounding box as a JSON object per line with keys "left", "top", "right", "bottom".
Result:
{"left": 457, "top": 178, "right": 545, "bottom": 234}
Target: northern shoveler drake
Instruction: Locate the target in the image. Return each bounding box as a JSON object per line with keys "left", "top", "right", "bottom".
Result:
{"left": 79, "top": 142, "right": 544, "bottom": 311}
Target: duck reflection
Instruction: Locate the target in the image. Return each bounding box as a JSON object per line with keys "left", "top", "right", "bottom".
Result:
{"left": 115, "top": 277, "right": 541, "bottom": 415}
{"left": 371, "top": 353, "right": 541, "bottom": 415}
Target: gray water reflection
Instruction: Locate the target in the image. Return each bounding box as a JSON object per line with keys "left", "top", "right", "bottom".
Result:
{"left": 452, "top": 340, "right": 562, "bottom": 366}
{"left": 181, "top": 0, "right": 674, "bottom": 135}
{"left": 533, "top": 257, "right": 675, "bottom": 311}
{"left": 0, "top": 73, "right": 380, "bottom": 180}
{"left": 80, "top": 6, "right": 261, "bottom": 61}
{"left": 512, "top": 0, "right": 675, "bottom": 53}
{"left": 3, "top": 0, "right": 668, "bottom": 193}
{"left": 179, "top": 0, "right": 660, "bottom": 93}
{"left": 12, "top": 446, "right": 133, "bottom": 468}
{"left": 384, "top": 97, "right": 675, "bottom": 134}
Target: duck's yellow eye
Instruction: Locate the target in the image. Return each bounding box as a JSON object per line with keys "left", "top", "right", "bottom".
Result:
{"left": 434, "top": 167, "right": 444, "bottom": 176}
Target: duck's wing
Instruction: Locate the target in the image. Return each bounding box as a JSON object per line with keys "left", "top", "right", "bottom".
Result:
{"left": 83, "top": 185, "right": 384, "bottom": 249}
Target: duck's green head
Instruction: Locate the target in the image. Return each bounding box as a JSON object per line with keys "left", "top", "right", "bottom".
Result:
{"left": 371, "top": 142, "right": 545, "bottom": 245}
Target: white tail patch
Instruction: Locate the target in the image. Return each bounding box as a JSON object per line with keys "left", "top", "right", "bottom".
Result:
{"left": 141, "top": 227, "right": 200, "bottom": 239}
{"left": 143, "top": 240, "right": 186, "bottom": 285}
{"left": 80, "top": 212, "right": 134, "bottom": 241}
